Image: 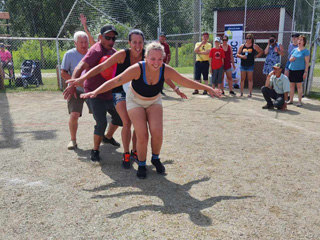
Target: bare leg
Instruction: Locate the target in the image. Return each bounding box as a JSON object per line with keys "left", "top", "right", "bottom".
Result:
{"left": 289, "top": 82, "right": 295, "bottom": 103}
{"left": 146, "top": 104, "right": 163, "bottom": 155}
{"left": 297, "top": 82, "right": 303, "bottom": 104}
{"left": 240, "top": 71, "right": 247, "bottom": 95}
{"left": 69, "top": 112, "right": 80, "bottom": 141}
{"left": 115, "top": 101, "right": 132, "bottom": 153}
{"left": 105, "top": 123, "right": 118, "bottom": 139}
{"left": 247, "top": 71, "right": 254, "bottom": 95}
{"left": 93, "top": 134, "right": 102, "bottom": 150}
{"left": 226, "top": 71, "right": 233, "bottom": 92}
{"left": 128, "top": 107, "right": 148, "bottom": 162}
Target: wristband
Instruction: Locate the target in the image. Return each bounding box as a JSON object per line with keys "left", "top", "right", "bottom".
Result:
{"left": 174, "top": 86, "right": 179, "bottom": 91}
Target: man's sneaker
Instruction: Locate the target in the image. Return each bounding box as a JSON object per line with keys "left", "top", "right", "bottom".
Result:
{"left": 67, "top": 140, "right": 77, "bottom": 150}
{"left": 192, "top": 90, "right": 199, "bottom": 95}
{"left": 151, "top": 158, "right": 165, "bottom": 174}
{"left": 262, "top": 104, "right": 274, "bottom": 109}
{"left": 122, "top": 153, "right": 131, "bottom": 169}
{"left": 130, "top": 150, "right": 138, "bottom": 163}
{"left": 229, "top": 91, "right": 236, "bottom": 96}
{"left": 202, "top": 90, "right": 207, "bottom": 95}
{"left": 137, "top": 165, "right": 147, "bottom": 179}
{"left": 102, "top": 137, "right": 120, "bottom": 147}
{"left": 90, "top": 150, "right": 100, "bottom": 162}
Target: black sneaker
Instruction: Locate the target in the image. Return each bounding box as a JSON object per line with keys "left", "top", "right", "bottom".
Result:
{"left": 90, "top": 150, "right": 100, "bottom": 162}
{"left": 229, "top": 91, "right": 236, "bottom": 96}
{"left": 202, "top": 90, "right": 207, "bottom": 95}
{"left": 151, "top": 158, "right": 165, "bottom": 174}
{"left": 122, "top": 152, "right": 131, "bottom": 169}
{"left": 130, "top": 150, "right": 138, "bottom": 163}
{"left": 102, "top": 137, "right": 120, "bottom": 147}
{"left": 262, "top": 104, "right": 274, "bottom": 109}
{"left": 192, "top": 90, "right": 199, "bottom": 95}
{"left": 137, "top": 165, "right": 147, "bottom": 179}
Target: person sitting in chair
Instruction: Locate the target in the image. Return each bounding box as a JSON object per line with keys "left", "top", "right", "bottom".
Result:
{"left": 0, "top": 43, "right": 13, "bottom": 79}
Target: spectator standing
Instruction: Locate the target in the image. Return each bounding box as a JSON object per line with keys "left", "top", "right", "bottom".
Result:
{"left": 193, "top": 32, "right": 212, "bottom": 95}
{"left": 261, "top": 63, "right": 290, "bottom": 110}
{"left": 237, "top": 34, "right": 263, "bottom": 97}
{"left": 221, "top": 35, "right": 236, "bottom": 95}
{"left": 287, "top": 35, "right": 310, "bottom": 107}
{"left": 61, "top": 31, "right": 90, "bottom": 150}
{"left": 263, "top": 34, "right": 284, "bottom": 80}
{"left": 63, "top": 24, "right": 122, "bottom": 162}
{"left": 284, "top": 33, "right": 299, "bottom": 77}
{"left": 209, "top": 37, "right": 225, "bottom": 91}
{"left": 159, "top": 32, "right": 171, "bottom": 95}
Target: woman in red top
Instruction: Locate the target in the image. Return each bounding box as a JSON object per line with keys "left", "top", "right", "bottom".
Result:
{"left": 221, "top": 35, "right": 236, "bottom": 95}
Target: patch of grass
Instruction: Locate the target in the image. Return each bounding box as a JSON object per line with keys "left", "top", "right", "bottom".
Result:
{"left": 173, "top": 66, "right": 193, "bottom": 74}
{"left": 0, "top": 77, "right": 60, "bottom": 93}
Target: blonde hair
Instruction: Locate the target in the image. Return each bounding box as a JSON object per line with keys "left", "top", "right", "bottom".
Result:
{"left": 145, "top": 42, "right": 165, "bottom": 58}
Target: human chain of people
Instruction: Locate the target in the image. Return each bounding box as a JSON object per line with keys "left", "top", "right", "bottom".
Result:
{"left": 61, "top": 14, "right": 310, "bottom": 179}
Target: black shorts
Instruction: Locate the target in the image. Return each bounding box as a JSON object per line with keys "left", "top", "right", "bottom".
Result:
{"left": 289, "top": 69, "right": 304, "bottom": 83}
{"left": 194, "top": 61, "right": 209, "bottom": 81}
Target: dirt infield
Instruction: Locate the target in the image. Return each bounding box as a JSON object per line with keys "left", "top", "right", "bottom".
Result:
{"left": 1, "top": 88, "right": 320, "bottom": 239}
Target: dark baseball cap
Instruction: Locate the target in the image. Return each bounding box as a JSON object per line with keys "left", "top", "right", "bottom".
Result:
{"left": 273, "top": 63, "right": 283, "bottom": 69}
{"left": 160, "top": 32, "right": 166, "bottom": 37}
{"left": 100, "top": 24, "right": 118, "bottom": 35}
{"left": 292, "top": 33, "right": 300, "bottom": 37}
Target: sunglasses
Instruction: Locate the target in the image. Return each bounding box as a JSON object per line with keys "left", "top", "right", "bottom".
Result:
{"left": 222, "top": 39, "right": 228, "bottom": 41}
{"left": 246, "top": 37, "right": 252, "bottom": 40}
{"left": 104, "top": 36, "right": 117, "bottom": 41}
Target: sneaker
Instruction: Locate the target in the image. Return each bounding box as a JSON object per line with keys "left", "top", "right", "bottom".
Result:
{"left": 151, "top": 158, "right": 165, "bottom": 174}
{"left": 192, "top": 90, "right": 199, "bottom": 95}
{"left": 67, "top": 140, "right": 77, "bottom": 150}
{"left": 248, "top": 93, "right": 252, "bottom": 98}
{"left": 229, "top": 91, "right": 236, "bottom": 96}
{"left": 102, "top": 137, "right": 120, "bottom": 147}
{"left": 262, "top": 104, "right": 274, "bottom": 109}
{"left": 90, "top": 150, "right": 100, "bottom": 162}
{"left": 287, "top": 101, "right": 293, "bottom": 105}
{"left": 296, "top": 102, "right": 303, "bottom": 107}
{"left": 122, "top": 153, "right": 131, "bottom": 169}
{"left": 202, "top": 90, "right": 207, "bottom": 95}
{"left": 130, "top": 150, "right": 138, "bottom": 163}
{"left": 240, "top": 92, "right": 243, "bottom": 97}
{"left": 137, "top": 165, "right": 147, "bottom": 179}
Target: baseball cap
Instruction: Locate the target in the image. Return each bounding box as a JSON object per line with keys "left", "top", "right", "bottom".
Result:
{"left": 291, "top": 33, "right": 300, "bottom": 38}
{"left": 214, "top": 37, "right": 221, "bottom": 42}
{"left": 100, "top": 24, "right": 118, "bottom": 35}
{"left": 273, "top": 63, "right": 283, "bottom": 69}
{"left": 0, "top": 43, "right": 4, "bottom": 48}
{"left": 160, "top": 32, "right": 166, "bottom": 37}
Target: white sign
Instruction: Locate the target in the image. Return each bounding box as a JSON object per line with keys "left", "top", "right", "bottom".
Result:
{"left": 224, "top": 24, "right": 243, "bottom": 87}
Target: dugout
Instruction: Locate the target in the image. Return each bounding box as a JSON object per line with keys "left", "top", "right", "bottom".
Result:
{"left": 213, "top": 5, "right": 293, "bottom": 88}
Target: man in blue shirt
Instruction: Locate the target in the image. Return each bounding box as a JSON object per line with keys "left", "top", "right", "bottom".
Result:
{"left": 261, "top": 63, "right": 290, "bottom": 110}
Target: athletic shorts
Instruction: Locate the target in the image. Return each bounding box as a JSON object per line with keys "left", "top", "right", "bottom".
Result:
{"left": 194, "top": 61, "right": 209, "bottom": 81}
{"left": 112, "top": 91, "right": 126, "bottom": 106}
{"left": 126, "top": 87, "right": 162, "bottom": 111}
{"left": 68, "top": 91, "right": 91, "bottom": 116}
{"left": 211, "top": 66, "right": 224, "bottom": 85}
{"left": 289, "top": 69, "right": 304, "bottom": 83}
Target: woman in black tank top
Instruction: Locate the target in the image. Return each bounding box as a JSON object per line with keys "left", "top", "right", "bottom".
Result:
{"left": 236, "top": 34, "right": 263, "bottom": 97}
{"left": 80, "top": 42, "right": 222, "bottom": 179}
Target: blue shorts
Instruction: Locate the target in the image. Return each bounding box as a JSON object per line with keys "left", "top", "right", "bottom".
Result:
{"left": 224, "top": 67, "right": 233, "bottom": 72}
{"left": 112, "top": 91, "right": 126, "bottom": 106}
{"left": 240, "top": 65, "right": 254, "bottom": 72}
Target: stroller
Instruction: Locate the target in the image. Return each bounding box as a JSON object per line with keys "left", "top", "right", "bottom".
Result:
{"left": 15, "top": 60, "right": 42, "bottom": 88}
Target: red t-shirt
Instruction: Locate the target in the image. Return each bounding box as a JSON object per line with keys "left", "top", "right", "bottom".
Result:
{"left": 209, "top": 47, "right": 225, "bottom": 70}
{"left": 160, "top": 42, "right": 170, "bottom": 63}
{"left": 82, "top": 42, "right": 116, "bottom": 100}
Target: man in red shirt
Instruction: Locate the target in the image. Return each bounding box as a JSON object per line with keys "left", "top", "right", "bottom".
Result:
{"left": 159, "top": 32, "right": 171, "bottom": 95}
{"left": 0, "top": 43, "right": 13, "bottom": 80}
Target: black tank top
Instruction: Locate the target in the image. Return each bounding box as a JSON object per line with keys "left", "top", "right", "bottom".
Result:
{"left": 241, "top": 44, "right": 256, "bottom": 67}
{"left": 112, "top": 48, "right": 145, "bottom": 93}
{"left": 131, "top": 61, "right": 165, "bottom": 98}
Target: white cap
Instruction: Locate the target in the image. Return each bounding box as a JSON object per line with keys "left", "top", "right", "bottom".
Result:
{"left": 214, "top": 37, "right": 221, "bottom": 42}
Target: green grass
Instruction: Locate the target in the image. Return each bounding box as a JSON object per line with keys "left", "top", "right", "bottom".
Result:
{"left": 173, "top": 66, "right": 193, "bottom": 74}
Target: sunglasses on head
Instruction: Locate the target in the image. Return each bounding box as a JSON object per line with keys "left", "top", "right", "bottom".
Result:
{"left": 104, "top": 36, "right": 117, "bottom": 41}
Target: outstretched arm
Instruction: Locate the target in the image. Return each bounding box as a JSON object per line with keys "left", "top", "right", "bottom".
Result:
{"left": 80, "top": 13, "right": 96, "bottom": 47}
{"left": 164, "top": 65, "right": 221, "bottom": 98}
{"left": 81, "top": 64, "right": 140, "bottom": 98}
{"left": 164, "top": 78, "right": 187, "bottom": 99}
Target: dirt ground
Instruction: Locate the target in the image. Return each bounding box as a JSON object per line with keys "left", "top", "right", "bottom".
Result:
{"left": 1, "top": 88, "right": 320, "bottom": 239}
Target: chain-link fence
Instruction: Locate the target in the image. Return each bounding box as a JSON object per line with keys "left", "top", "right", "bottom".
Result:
{"left": 0, "top": 0, "right": 319, "bottom": 93}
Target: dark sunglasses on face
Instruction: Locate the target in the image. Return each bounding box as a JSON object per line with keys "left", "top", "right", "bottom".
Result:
{"left": 246, "top": 37, "right": 252, "bottom": 40}
{"left": 222, "top": 39, "right": 228, "bottom": 41}
{"left": 104, "top": 36, "right": 117, "bottom": 41}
